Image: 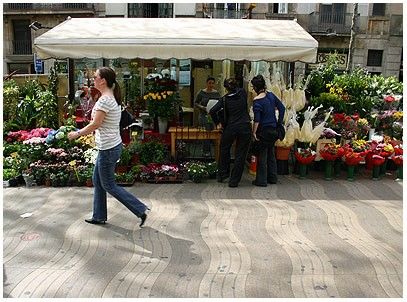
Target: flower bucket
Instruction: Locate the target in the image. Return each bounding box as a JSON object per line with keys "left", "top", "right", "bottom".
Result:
{"left": 334, "top": 160, "right": 342, "bottom": 177}
{"left": 275, "top": 146, "right": 291, "bottom": 160}
{"left": 158, "top": 117, "right": 168, "bottom": 134}
{"left": 372, "top": 165, "right": 381, "bottom": 180}
{"left": 298, "top": 164, "right": 308, "bottom": 179}
{"left": 22, "top": 174, "right": 35, "bottom": 188}
{"left": 396, "top": 166, "right": 403, "bottom": 180}
{"left": 379, "top": 158, "right": 388, "bottom": 176}
{"left": 346, "top": 165, "right": 356, "bottom": 181}
{"left": 324, "top": 160, "right": 334, "bottom": 181}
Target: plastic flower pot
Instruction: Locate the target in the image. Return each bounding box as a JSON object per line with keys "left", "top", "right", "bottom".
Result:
{"left": 324, "top": 160, "right": 334, "bottom": 181}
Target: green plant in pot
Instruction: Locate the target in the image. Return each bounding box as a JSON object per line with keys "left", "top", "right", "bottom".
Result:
{"left": 116, "top": 146, "right": 132, "bottom": 173}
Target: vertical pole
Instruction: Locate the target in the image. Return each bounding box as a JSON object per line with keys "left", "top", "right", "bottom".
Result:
{"left": 68, "top": 58, "right": 74, "bottom": 101}
{"left": 346, "top": 3, "right": 358, "bottom": 72}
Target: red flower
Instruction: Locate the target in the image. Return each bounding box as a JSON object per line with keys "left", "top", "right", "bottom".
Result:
{"left": 384, "top": 95, "right": 395, "bottom": 103}
{"left": 344, "top": 151, "right": 364, "bottom": 166}
{"left": 332, "top": 113, "right": 345, "bottom": 123}
{"left": 295, "top": 151, "right": 316, "bottom": 165}
{"left": 394, "top": 146, "right": 403, "bottom": 155}
{"left": 351, "top": 113, "right": 360, "bottom": 121}
{"left": 371, "top": 155, "right": 385, "bottom": 166}
{"left": 391, "top": 155, "right": 403, "bottom": 166}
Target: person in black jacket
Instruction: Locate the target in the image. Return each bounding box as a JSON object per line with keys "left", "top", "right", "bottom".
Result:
{"left": 209, "top": 78, "right": 252, "bottom": 187}
{"left": 251, "top": 75, "right": 286, "bottom": 187}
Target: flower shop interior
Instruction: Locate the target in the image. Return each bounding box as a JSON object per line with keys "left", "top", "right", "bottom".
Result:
{"left": 3, "top": 17, "right": 403, "bottom": 187}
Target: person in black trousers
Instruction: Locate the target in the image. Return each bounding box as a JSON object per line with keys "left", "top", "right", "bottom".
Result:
{"left": 251, "top": 75, "right": 286, "bottom": 187}
{"left": 209, "top": 78, "right": 252, "bottom": 187}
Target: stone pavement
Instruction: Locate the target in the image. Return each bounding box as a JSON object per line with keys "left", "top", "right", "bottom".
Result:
{"left": 3, "top": 172, "right": 403, "bottom": 298}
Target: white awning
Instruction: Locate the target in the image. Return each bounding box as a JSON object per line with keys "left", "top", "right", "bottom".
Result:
{"left": 34, "top": 17, "right": 318, "bottom": 63}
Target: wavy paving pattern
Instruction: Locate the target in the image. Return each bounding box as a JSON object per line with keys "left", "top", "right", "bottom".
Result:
{"left": 3, "top": 176, "right": 403, "bottom": 298}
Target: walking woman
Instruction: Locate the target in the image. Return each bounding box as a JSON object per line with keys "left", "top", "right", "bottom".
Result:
{"left": 209, "top": 78, "right": 251, "bottom": 187}
{"left": 68, "top": 67, "right": 148, "bottom": 227}
{"left": 251, "top": 74, "right": 286, "bottom": 187}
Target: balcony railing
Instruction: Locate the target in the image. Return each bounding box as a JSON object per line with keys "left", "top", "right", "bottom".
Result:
{"left": 13, "top": 40, "right": 32, "bottom": 55}
{"left": 203, "top": 8, "right": 265, "bottom": 19}
{"left": 308, "top": 12, "right": 355, "bottom": 35}
{"left": 5, "top": 3, "right": 94, "bottom": 12}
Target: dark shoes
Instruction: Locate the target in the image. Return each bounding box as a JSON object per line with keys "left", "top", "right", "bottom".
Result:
{"left": 268, "top": 180, "right": 277, "bottom": 184}
{"left": 85, "top": 218, "right": 106, "bottom": 225}
{"left": 228, "top": 183, "right": 238, "bottom": 188}
{"left": 139, "top": 213, "right": 147, "bottom": 227}
{"left": 252, "top": 180, "right": 267, "bottom": 187}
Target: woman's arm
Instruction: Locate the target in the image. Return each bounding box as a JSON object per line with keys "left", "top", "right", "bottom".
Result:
{"left": 67, "top": 110, "right": 106, "bottom": 140}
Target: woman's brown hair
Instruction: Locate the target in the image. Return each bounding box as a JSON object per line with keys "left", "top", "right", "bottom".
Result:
{"left": 97, "top": 67, "right": 122, "bottom": 105}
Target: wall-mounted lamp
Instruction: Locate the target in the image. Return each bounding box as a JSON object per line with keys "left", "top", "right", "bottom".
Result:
{"left": 29, "top": 21, "right": 52, "bottom": 31}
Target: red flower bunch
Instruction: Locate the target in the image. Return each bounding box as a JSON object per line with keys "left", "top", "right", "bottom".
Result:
{"left": 294, "top": 148, "right": 316, "bottom": 165}
{"left": 344, "top": 151, "right": 364, "bottom": 166}
{"left": 319, "top": 143, "right": 345, "bottom": 161}
{"left": 371, "top": 154, "right": 385, "bottom": 166}
{"left": 329, "top": 113, "right": 359, "bottom": 139}
{"left": 391, "top": 155, "right": 403, "bottom": 166}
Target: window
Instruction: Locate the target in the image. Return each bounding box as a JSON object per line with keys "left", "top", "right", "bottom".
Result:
{"left": 128, "top": 3, "right": 173, "bottom": 18}
{"left": 372, "top": 3, "right": 386, "bottom": 16}
{"left": 8, "top": 63, "right": 33, "bottom": 74}
{"left": 12, "top": 20, "right": 32, "bottom": 55}
{"left": 271, "top": 3, "right": 288, "bottom": 14}
{"left": 367, "top": 50, "right": 383, "bottom": 66}
{"left": 319, "top": 3, "right": 345, "bottom": 24}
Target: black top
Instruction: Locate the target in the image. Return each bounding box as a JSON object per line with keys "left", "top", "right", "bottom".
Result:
{"left": 209, "top": 88, "right": 251, "bottom": 126}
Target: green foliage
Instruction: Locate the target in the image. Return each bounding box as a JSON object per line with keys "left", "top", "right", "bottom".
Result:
{"left": 139, "top": 140, "right": 166, "bottom": 164}
{"left": 3, "top": 168, "right": 19, "bottom": 181}
{"left": 119, "top": 147, "right": 132, "bottom": 166}
{"left": 34, "top": 90, "right": 59, "bottom": 128}
{"left": 3, "top": 80, "right": 20, "bottom": 121}
{"left": 115, "top": 171, "right": 135, "bottom": 183}
{"left": 306, "top": 53, "right": 339, "bottom": 98}
{"left": 310, "top": 92, "right": 347, "bottom": 113}
{"left": 127, "top": 140, "right": 142, "bottom": 156}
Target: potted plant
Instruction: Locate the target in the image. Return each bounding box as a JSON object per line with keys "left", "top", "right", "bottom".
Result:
{"left": 115, "top": 171, "right": 135, "bottom": 186}
{"left": 127, "top": 140, "right": 142, "bottom": 165}
{"left": 3, "top": 168, "right": 19, "bottom": 187}
{"left": 204, "top": 161, "right": 218, "bottom": 179}
{"left": 116, "top": 146, "right": 132, "bottom": 173}
{"left": 185, "top": 161, "right": 208, "bottom": 183}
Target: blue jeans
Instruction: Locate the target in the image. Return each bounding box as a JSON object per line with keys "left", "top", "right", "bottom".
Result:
{"left": 92, "top": 143, "right": 147, "bottom": 221}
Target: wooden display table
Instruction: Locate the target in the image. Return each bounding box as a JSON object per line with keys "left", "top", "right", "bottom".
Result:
{"left": 168, "top": 127, "right": 222, "bottom": 161}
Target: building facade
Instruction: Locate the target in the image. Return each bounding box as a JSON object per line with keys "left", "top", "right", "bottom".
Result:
{"left": 3, "top": 3, "right": 403, "bottom": 79}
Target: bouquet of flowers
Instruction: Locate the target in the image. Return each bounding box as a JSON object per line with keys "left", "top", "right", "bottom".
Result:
{"left": 343, "top": 151, "right": 364, "bottom": 166}
{"left": 144, "top": 78, "right": 181, "bottom": 119}
{"left": 319, "top": 143, "right": 345, "bottom": 161}
{"left": 294, "top": 147, "right": 316, "bottom": 165}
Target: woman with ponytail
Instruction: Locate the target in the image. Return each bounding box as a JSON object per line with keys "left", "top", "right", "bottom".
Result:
{"left": 68, "top": 67, "right": 149, "bottom": 227}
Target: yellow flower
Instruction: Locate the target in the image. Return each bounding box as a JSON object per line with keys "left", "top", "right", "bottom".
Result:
{"left": 152, "top": 95, "right": 156, "bottom": 100}
{"left": 167, "top": 91, "right": 173, "bottom": 95}
{"left": 326, "top": 83, "right": 332, "bottom": 88}
{"left": 143, "top": 95, "right": 148, "bottom": 100}
{"left": 157, "top": 95, "right": 161, "bottom": 100}
{"left": 358, "top": 118, "right": 368, "bottom": 125}
{"left": 162, "top": 94, "right": 167, "bottom": 99}
{"left": 393, "top": 111, "right": 403, "bottom": 120}
{"left": 384, "top": 144, "right": 394, "bottom": 153}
